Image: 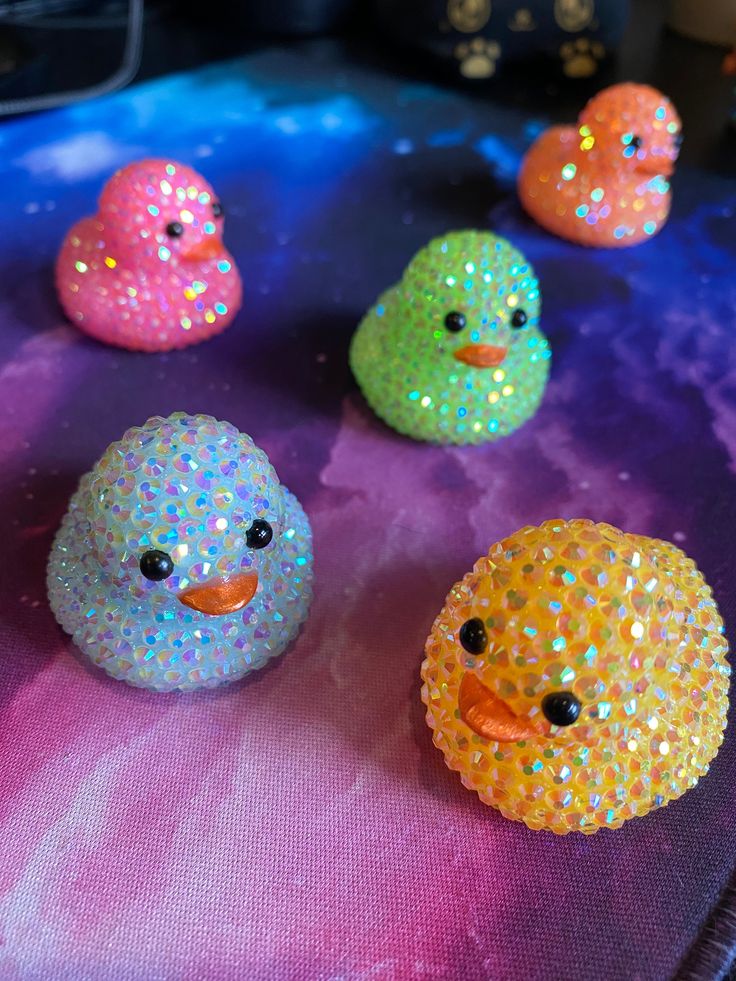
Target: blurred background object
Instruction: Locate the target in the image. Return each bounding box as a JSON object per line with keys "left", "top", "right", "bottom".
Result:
{"left": 667, "top": 0, "right": 736, "bottom": 131}
{"left": 667, "top": 0, "right": 736, "bottom": 47}
{"left": 0, "top": 0, "right": 144, "bottom": 114}
{"left": 373, "top": 0, "right": 631, "bottom": 81}
{"left": 0, "top": 0, "right": 734, "bottom": 173}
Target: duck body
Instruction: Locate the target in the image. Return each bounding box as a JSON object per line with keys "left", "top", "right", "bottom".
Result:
{"left": 519, "top": 83, "right": 681, "bottom": 248}
{"left": 56, "top": 159, "right": 242, "bottom": 352}
{"left": 47, "top": 413, "right": 313, "bottom": 692}
{"left": 350, "top": 230, "right": 550, "bottom": 445}
{"left": 422, "top": 519, "right": 730, "bottom": 833}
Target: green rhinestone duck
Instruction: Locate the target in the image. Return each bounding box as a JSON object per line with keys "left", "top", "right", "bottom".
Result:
{"left": 350, "top": 230, "right": 551, "bottom": 445}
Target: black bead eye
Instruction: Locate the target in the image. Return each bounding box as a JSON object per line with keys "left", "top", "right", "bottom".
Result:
{"left": 166, "top": 221, "right": 184, "bottom": 238}
{"left": 629, "top": 135, "right": 642, "bottom": 150}
{"left": 212, "top": 201, "right": 224, "bottom": 218}
{"left": 511, "top": 309, "right": 527, "bottom": 328}
{"left": 541, "top": 691, "right": 581, "bottom": 727}
{"left": 246, "top": 518, "right": 273, "bottom": 549}
{"left": 444, "top": 311, "right": 466, "bottom": 333}
{"left": 459, "top": 617, "right": 487, "bottom": 655}
{"left": 139, "top": 549, "right": 174, "bottom": 581}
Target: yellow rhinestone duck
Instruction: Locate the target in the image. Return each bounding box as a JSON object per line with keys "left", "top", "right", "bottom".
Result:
{"left": 421, "top": 519, "right": 730, "bottom": 834}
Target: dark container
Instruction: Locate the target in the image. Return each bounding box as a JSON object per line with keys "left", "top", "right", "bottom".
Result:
{"left": 374, "top": 0, "right": 631, "bottom": 80}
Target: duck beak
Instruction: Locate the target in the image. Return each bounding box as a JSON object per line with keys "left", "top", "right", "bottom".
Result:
{"left": 181, "top": 236, "right": 223, "bottom": 262}
{"left": 459, "top": 673, "right": 543, "bottom": 742}
{"left": 453, "top": 344, "right": 507, "bottom": 368}
{"left": 637, "top": 157, "right": 674, "bottom": 178}
{"left": 178, "top": 572, "right": 258, "bottom": 616}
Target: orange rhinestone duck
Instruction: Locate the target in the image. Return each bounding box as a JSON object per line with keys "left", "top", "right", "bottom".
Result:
{"left": 421, "top": 519, "right": 730, "bottom": 834}
{"left": 518, "top": 83, "right": 682, "bottom": 247}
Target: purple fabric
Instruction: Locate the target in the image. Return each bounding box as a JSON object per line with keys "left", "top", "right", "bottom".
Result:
{"left": 0, "top": 47, "right": 735, "bottom": 980}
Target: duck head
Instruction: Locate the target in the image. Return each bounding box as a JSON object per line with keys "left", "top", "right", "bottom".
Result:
{"left": 389, "top": 229, "right": 546, "bottom": 381}
{"left": 98, "top": 159, "right": 231, "bottom": 272}
{"left": 432, "top": 519, "right": 711, "bottom": 749}
{"left": 87, "top": 413, "right": 284, "bottom": 618}
{"left": 577, "top": 83, "right": 682, "bottom": 178}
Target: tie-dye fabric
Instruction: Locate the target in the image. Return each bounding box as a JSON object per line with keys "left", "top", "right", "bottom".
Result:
{"left": 0, "top": 48, "right": 734, "bottom": 980}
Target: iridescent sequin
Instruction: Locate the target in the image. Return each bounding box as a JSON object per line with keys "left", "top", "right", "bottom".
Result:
{"left": 422, "top": 519, "right": 730, "bottom": 833}
{"left": 55, "top": 159, "right": 242, "bottom": 351}
{"left": 518, "top": 84, "right": 681, "bottom": 247}
{"left": 349, "top": 230, "right": 550, "bottom": 444}
{"left": 47, "top": 413, "right": 313, "bottom": 692}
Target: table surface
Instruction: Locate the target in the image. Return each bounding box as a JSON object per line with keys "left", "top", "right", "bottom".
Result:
{"left": 0, "top": 45, "right": 735, "bottom": 981}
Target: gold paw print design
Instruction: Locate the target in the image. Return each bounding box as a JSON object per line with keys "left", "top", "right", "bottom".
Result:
{"left": 560, "top": 37, "right": 606, "bottom": 77}
{"left": 455, "top": 37, "right": 502, "bottom": 78}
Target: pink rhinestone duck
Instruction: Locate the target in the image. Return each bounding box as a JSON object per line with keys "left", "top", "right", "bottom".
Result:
{"left": 56, "top": 159, "right": 242, "bottom": 352}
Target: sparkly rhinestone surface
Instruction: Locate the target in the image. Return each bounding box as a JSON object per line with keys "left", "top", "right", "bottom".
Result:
{"left": 519, "top": 84, "right": 681, "bottom": 247}
{"left": 349, "top": 230, "right": 550, "bottom": 444}
{"left": 421, "top": 519, "right": 730, "bottom": 834}
{"left": 55, "top": 159, "right": 242, "bottom": 352}
{"left": 47, "top": 413, "right": 313, "bottom": 692}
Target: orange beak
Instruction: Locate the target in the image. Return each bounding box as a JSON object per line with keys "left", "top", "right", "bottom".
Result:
{"left": 453, "top": 344, "right": 507, "bottom": 368}
{"left": 178, "top": 572, "right": 258, "bottom": 616}
{"left": 637, "top": 157, "right": 674, "bottom": 178}
{"left": 459, "top": 673, "right": 543, "bottom": 742}
{"left": 181, "top": 236, "right": 224, "bottom": 262}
